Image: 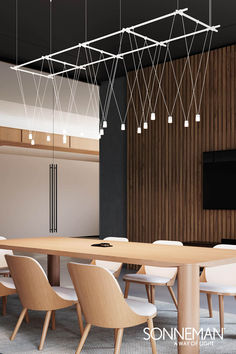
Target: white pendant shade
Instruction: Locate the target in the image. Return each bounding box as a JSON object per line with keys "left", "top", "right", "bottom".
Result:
{"left": 63, "top": 135, "right": 67, "bottom": 144}
{"left": 29, "top": 132, "right": 32, "bottom": 140}
{"left": 151, "top": 112, "right": 156, "bottom": 121}
{"left": 137, "top": 127, "right": 141, "bottom": 134}
{"left": 184, "top": 120, "right": 189, "bottom": 127}
{"left": 46, "top": 135, "right": 51, "bottom": 142}
{"left": 100, "top": 128, "right": 104, "bottom": 136}
{"left": 103, "top": 120, "right": 107, "bottom": 128}
{"left": 168, "top": 116, "right": 173, "bottom": 124}
{"left": 143, "top": 122, "right": 148, "bottom": 129}
{"left": 121, "top": 123, "right": 125, "bottom": 131}
{"left": 31, "top": 139, "right": 35, "bottom": 145}
{"left": 195, "top": 114, "right": 200, "bottom": 122}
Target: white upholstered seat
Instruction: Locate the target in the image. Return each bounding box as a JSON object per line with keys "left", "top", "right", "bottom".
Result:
{"left": 124, "top": 273, "right": 171, "bottom": 285}
{"left": 0, "top": 236, "right": 13, "bottom": 276}
{"left": 0, "top": 277, "right": 15, "bottom": 289}
{"left": 123, "top": 240, "right": 183, "bottom": 308}
{"left": 200, "top": 282, "right": 236, "bottom": 295}
{"left": 125, "top": 299, "right": 157, "bottom": 317}
{"left": 200, "top": 244, "right": 236, "bottom": 334}
{"left": 53, "top": 286, "right": 78, "bottom": 301}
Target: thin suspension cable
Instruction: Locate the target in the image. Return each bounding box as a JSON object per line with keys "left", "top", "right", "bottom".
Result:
{"left": 209, "top": 0, "right": 212, "bottom": 26}
{"left": 128, "top": 34, "right": 149, "bottom": 126}
{"left": 152, "top": 14, "right": 177, "bottom": 114}
{"left": 170, "top": 22, "right": 198, "bottom": 115}
{"left": 167, "top": 46, "right": 187, "bottom": 120}
{"left": 85, "top": 0, "right": 87, "bottom": 41}
{"left": 197, "top": 31, "right": 213, "bottom": 111}
{"left": 122, "top": 59, "right": 139, "bottom": 125}
{"left": 185, "top": 30, "right": 209, "bottom": 120}
{"left": 15, "top": 0, "right": 18, "bottom": 65}
{"left": 181, "top": 16, "right": 198, "bottom": 112}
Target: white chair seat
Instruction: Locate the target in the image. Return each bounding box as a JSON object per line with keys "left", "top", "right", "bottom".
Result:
{"left": 0, "top": 277, "right": 15, "bottom": 289}
{"left": 200, "top": 282, "right": 236, "bottom": 295}
{"left": 123, "top": 273, "right": 171, "bottom": 285}
{"left": 125, "top": 299, "right": 156, "bottom": 317}
{"left": 0, "top": 268, "right": 10, "bottom": 274}
{"left": 53, "top": 286, "right": 78, "bottom": 301}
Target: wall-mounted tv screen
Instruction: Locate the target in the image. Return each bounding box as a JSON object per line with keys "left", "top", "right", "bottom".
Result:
{"left": 203, "top": 150, "right": 236, "bottom": 210}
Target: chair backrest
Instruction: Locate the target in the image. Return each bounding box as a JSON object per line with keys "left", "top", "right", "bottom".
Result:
{"left": 0, "top": 236, "right": 13, "bottom": 268}
{"left": 145, "top": 240, "right": 183, "bottom": 279}
{"left": 205, "top": 244, "right": 236, "bottom": 285}
{"left": 94, "top": 237, "right": 129, "bottom": 272}
{"left": 5, "top": 255, "right": 72, "bottom": 310}
{"left": 68, "top": 262, "right": 146, "bottom": 328}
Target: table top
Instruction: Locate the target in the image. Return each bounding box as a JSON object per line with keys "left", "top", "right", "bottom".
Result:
{"left": 1, "top": 237, "right": 236, "bottom": 267}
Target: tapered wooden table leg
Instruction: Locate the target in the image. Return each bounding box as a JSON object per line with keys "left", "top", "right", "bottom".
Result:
{"left": 178, "top": 264, "right": 200, "bottom": 354}
{"left": 47, "top": 255, "right": 60, "bottom": 286}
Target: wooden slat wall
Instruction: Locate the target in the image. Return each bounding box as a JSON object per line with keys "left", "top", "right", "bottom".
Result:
{"left": 127, "top": 44, "right": 236, "bottom": 244}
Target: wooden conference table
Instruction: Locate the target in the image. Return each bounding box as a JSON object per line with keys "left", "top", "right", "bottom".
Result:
{"left": 1, "top": 237, "right": 236, "bottom": 354}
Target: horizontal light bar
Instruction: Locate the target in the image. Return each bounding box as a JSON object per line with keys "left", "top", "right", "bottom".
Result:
{"left": 81, "top": 44, "right": 122, "bottom": 59}
{"left": 126, "top": 28, "right": 165, "bottom": 46}
{"left": 182, "top": 12, "right": 220, "bottom": 31}
{"left": 163, "top": 25, "right": 220, "bottom": 45}
{"left": 11, "top": 66, "right": 53, "bottom": 79}
{"left": 130, "top": 8, "right": 188, "bottom": 30}
{"left": 46, "top": 57, "right": 82, "bottom": 68}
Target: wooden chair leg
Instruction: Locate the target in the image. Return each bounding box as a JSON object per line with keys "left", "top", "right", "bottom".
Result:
{"left": 25, "top": 310, "right": 30, "bottom": 323}
{"left": 2, "top": 296, "right": 7, "bottom": 316}
{"left": 51, "top": 310, "right": 56, "bottom": 330}
{"left": 114, "top": 328, "right": 118, "bottom": 347}
{"left": 38, "top": 310, "right": 52, "bottom": 351}
{"left": 145, "top": 285, "right": 151, "bottom": 303}
{"left": 114, "top": 328, "right": 124, "bottom": 354}
{"left": 76, "top": 323, "right": 91, "bottom": 354}
{"left": 147, "top": 318, "right": 157, "bottom": 354}
{"left": 207, "top": 294, "right": 213, "bottom": 318}
{"left": 167, "top": 286, "right": 178, "bottom": 310}
{"left": 218, "top": 295, "right": 224, "bottom": 335}
{"left": 76, "top": 303, "right": 84, "bottom": 334}
{"left": 150, "top": 286, "right": 156, "bottom": 305}
{"left": 10, "top": 308, "right": 28, "bottom": 340}
{"left": 124, "top": 281, "right": 130, "bottom": 298}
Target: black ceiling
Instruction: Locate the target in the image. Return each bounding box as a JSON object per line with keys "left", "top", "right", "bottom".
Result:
{"left": 0, "top": 0, "right": 236, "bottom": 83}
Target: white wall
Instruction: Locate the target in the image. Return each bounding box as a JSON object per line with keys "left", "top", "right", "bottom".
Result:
{"left": 0, "top": 60, "right": 99, "bottom": 139}
{"left": 0, "top": 153, "right": 99, "bottom": 239}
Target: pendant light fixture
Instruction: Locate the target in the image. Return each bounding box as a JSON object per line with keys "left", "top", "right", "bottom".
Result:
{"left": 168, "top": 116, "right": 173, "bottom": 124}
{"left": 121, "top": 123, "right": 125, "bottom": 131}
{"left": 195, "top": 114, "right": 200, "bottom": 122}
{"left": 143, "top": 122, "right": 148, "bottom": 129}
{"left": 184, "top": 120, "right": 189, "bottom": 127}
{"left": 151, "top": 112, "right": 156, "bottom": 121}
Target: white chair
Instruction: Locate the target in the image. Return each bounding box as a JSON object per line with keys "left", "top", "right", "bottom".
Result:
{"left": 123, "top": 240, "right": 183, "bottom": 308}
{"left": 91, "top": 237, "right": 128, "bottom": 279}
{"left": 200, "top": 244, "right": 236, "bottom": 334}
{"left": 68, "top": 262, "right": 157, "bottom": 354}
{"left": 5, "top": 255, "right": 84, "bottom": 351}
{"left": 0, "top": 277, "right": 16, "bottom": 316}
{"left": 0, "top": 236, "right": 13, "bottom": 277}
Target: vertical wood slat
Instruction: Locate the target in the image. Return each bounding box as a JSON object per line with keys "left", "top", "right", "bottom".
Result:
{"left": 127, "top": 44, "right": 236, "bottom": 244}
